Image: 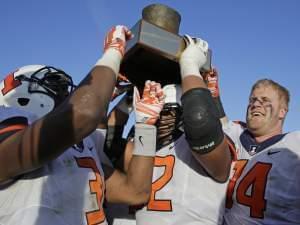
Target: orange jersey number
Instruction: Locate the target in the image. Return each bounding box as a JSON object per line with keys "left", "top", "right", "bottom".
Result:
{"left": 226, "top": 160, "right": 272, "bottom": 218}
{"left": 75, "top": 157, "right": 106, "bottom": 224}
{"left": 147, "top": 155, "right": 175, "bottom": 211}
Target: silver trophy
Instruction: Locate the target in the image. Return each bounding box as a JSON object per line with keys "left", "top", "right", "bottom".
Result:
{"left": 120, "top": 4, "right": 212, "bottom": 88}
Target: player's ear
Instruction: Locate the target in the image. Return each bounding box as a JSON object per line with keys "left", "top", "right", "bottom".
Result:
{"left": 278, "top": 106, "right": 288, "bottom": 120}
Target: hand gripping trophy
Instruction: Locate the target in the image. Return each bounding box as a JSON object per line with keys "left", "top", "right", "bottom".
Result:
{"left": 120, "top": 3, "right": 212, "bottom": 89}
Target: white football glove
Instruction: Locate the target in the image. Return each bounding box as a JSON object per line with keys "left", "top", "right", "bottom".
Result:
{"left": 103, "top": 25, "right": 133, "bottom": 56}
{"left": 134, "top": 80, "right": 165, "bottom": 125}
{"left": 179, "top": 34, "right": 209, "bottom": 79}
{"left": 95, "top": 25, "right": 133, "bottom": 77}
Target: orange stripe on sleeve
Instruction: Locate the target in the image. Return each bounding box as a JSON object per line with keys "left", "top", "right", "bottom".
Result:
{"left": 0, "top": 124, "right": 26, "bottom": 135}
{"left": 225, "top": 136, "right": 237, "bottom": 161}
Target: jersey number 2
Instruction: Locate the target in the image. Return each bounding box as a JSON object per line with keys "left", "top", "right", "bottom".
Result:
{"left": 226, "top": 160, "right": 272, "bottom": 218}
{"left": 147, "top": 155, "right": 175, "bottom": 211}
{"left": 76, "top": 157, "right": 106, "bottom": 225}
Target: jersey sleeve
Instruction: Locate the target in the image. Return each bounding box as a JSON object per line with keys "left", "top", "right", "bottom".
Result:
{"left": 0, "top": 106, "right": 37, "bottom": 143}
{"left": 222, "top": 120, "right": 246, "bottom": 160}
{"left": 222, "top": 120, "right": 245, "bottom": 143}
{"left": 0, "top": 116, "right": 28, "bottom": 142}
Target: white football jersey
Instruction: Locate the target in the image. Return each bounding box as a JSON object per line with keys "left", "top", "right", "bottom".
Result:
{"left": 0, "top": 106, "right": 109, "bottom": 225}
{"left": 136, "top": 134, "right": 228, "bottom": 225}
{"left": 223, "top": 121, "right": 300, "bottom": 225}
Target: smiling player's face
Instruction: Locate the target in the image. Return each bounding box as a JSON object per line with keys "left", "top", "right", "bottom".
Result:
{"left": 246, "top": 85, "right": 286, "bottom": 137}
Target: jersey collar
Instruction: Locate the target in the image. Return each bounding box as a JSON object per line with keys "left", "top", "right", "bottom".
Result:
{"left": 240, "top": 130, "right": 287, "bottom": 155}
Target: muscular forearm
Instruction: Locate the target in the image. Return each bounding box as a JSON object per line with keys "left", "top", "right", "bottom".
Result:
{"left": 38, "top": 66, "right": 116, "bottom": 162}
{"left": 181, "top": 78, "right": 231, "bottom": 182}
{"left": 105, "top": 124, "right": 156, "bottom": 204}
{"left": 191, "top": 138, "right": 231, "bottom": 182}
{"left": 0, "top": 25, "right": 132, "bottom": 182}
{"left": 67, "top": 66, "right": 116, "bottom": 132}
{"left": 124, "top": 155, "right": 154, "bottom": 204}
{"left": 104, "top": 155, "right": 154, "bottom": 205}
{"left": 0, "top": 66, "right": 116, "bottom": 181}
{"left": 181, "top": 76, "right": 206, "bottom": 93}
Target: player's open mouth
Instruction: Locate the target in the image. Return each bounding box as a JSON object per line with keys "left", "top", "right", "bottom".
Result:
{"left": 251, "top": 111, "right": 264, "bottom": 117}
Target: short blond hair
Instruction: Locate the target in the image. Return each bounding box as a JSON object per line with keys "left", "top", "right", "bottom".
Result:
{"left": 250, "top": 79, "right": 290, "bottom": 109}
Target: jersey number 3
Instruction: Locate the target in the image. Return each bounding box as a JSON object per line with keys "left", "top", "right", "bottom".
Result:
{"left": 76, "top": 157, "right": 106, "bottom": 225}
{"left": 226, "top": 160, "right": 272, "bottom": 218}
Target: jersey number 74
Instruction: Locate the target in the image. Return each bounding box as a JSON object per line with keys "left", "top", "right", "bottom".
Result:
{"left": 226, "top": 160, "right": 272, "bottom": 218}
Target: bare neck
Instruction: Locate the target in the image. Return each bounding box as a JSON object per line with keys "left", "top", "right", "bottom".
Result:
{"left": 253, "top": 127, "right": 283, "bottom": 143}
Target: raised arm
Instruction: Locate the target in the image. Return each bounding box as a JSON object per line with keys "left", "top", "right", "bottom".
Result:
{"left": 0, "top": 25, "right": 132, "bottom": 182}
{"left": 203, "top": 68, "right": 228, "bottom": 125}
{"left": 104, "top": 81, "right": 164, "bottom": 205}
{"left": 179, "top": 35, "right": 231, "bottom": 182}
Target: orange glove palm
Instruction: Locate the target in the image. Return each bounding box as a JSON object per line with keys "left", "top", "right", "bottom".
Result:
{"left": 134, "top": 81, "right": 165, "bottom": 125}
{"left": 204, "top": 68, "right": 220, "bottom": 98}
{"left": 103, "top": 25, "right": 133, "bottom": 56}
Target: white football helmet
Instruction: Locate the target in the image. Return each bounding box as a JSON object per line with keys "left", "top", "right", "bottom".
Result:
{"left": 0, "top": 65, "right": 75, "bottom": 118}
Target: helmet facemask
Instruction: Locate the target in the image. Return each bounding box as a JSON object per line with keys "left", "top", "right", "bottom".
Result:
{"left": 16, "top": 66, "right": 76, "bottom": 107}
{"left": 157, "top": 102, "right": 183, "bottom": 146}
{"left": 156, "top": 84, "right": 184, "bottom": 149}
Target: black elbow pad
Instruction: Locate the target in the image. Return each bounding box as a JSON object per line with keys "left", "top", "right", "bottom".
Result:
{"left": 181, "top": 88, "right": 224, "bottom": 154}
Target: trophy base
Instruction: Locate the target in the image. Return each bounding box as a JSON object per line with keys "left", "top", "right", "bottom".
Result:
{"left": 120, "top": 19, "right": 211, "bottom": 89}
{"left": 120, "top": 45, "right": 182, "bottom": 88}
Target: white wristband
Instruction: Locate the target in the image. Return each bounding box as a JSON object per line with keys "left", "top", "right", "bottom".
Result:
{"left": 95, "top": 48, "right": 122, "bottom": 78}
{"left": 133, "top": 124, "right": 157, "bottom": 157}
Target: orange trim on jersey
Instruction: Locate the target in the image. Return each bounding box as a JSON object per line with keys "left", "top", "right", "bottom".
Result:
{"left": 147, "top": 155, "right": 175, "bottom": 212}
{"left": 226, "top": 160, "right": 248, "bottom": 209}
{"left": 236, "top": 162, "right": 272, "bottom": 218}
{"left": 75, "top": 157, "right": 106, "bottom": 225}
{"left": 0, "top": 124, "right": 26, "bottom": 135}
{"left": 225, "top": 135, "right": 237, "bottom": 161}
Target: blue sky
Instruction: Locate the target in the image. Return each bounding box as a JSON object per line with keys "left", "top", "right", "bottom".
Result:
{"left": 1, "top": 0, "right": 299, "bottom": 132}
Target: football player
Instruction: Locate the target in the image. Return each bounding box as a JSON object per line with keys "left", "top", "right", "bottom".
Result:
{"left": 121, "top": 35, "right": 233, "bottom": 225}
{"left": 0, "top": 25, "right": 164, "bottom": 225}
{"left": 222, "top": 79, "right": 300, "bottom": 224}
{"left": 201, "top": 64, "right": 300, "bottom": 224}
